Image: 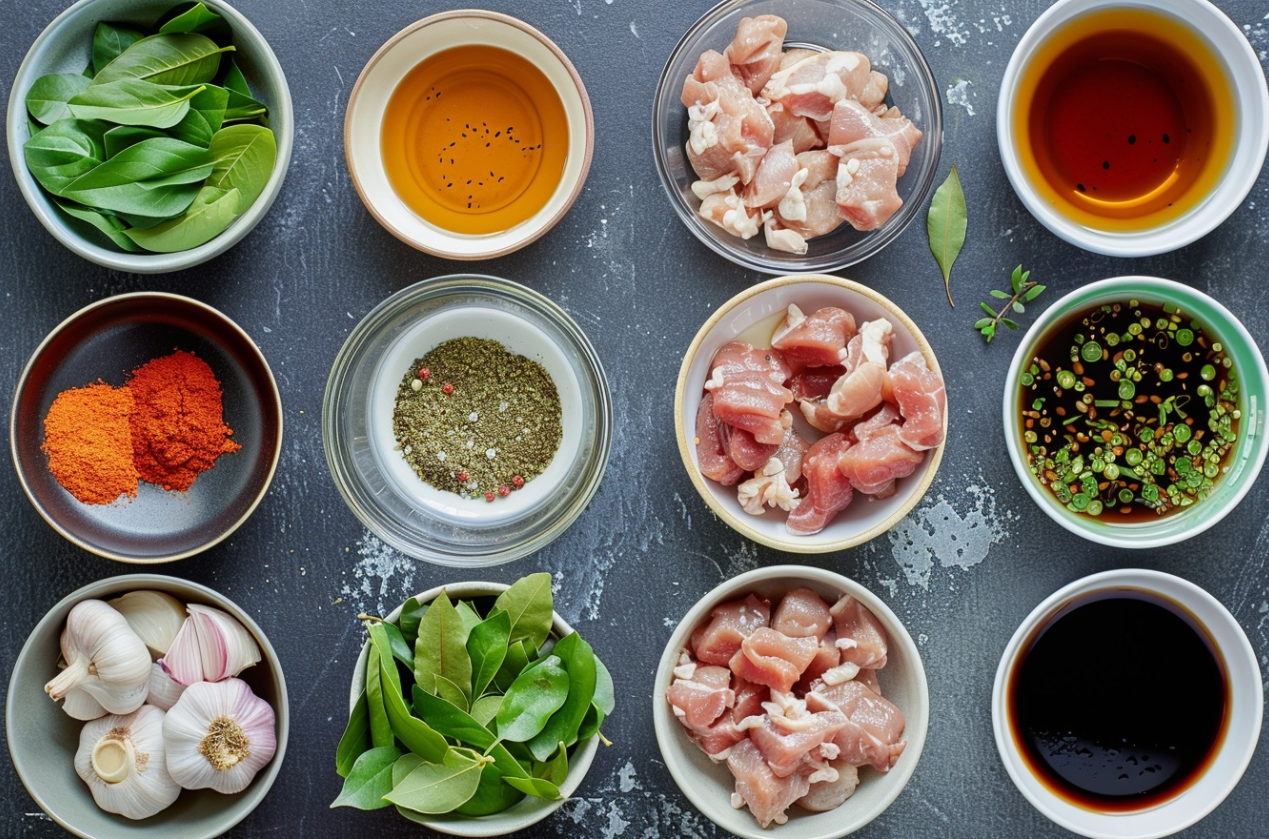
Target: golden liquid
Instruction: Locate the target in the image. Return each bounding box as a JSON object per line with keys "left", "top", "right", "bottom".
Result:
{"left": 1012, "top": 8, "right": 1234, "bottom": 231}
{"left": 381, "top": 45, "right": 569, "bottom": 235}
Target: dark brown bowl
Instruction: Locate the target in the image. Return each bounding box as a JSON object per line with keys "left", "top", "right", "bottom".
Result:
{"left": 10, "top": 293, "right": 282, "bottom": 562}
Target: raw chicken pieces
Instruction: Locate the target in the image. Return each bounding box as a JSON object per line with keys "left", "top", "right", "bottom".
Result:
{"left": 694, "top": 303, "right": 946, "bottom": 535}
{"left": 680, "top": 14, "right": 923, "bottom": 251}
{"left": 666, "top": 589, "right": 907, "bottom": 827}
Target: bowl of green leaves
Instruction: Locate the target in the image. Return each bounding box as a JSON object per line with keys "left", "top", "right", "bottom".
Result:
{"left": 334, "top": 573, "right": 613, "bottom": 834}
{"left": 7, "top": 0, "right": 292, "bottom": 272}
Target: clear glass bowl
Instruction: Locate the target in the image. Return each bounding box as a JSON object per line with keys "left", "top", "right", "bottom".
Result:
{"left": 322, "top": 275, "right": 612, "bottom": 566}
{"left": 652, "top": 0, "right": 943, "bottom": 274}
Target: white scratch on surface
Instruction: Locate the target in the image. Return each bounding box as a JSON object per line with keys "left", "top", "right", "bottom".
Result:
{"left": 888, "top": 484, "right": 1013, "bottom": 589}
{"left": 630, "top": 20, "right": 640, "bottom": 38}
{"left": 946, "top": 78, "right": 975, "bottom": 115}
{"left": 339, "top": 531, "right": 417, "bottom": 614}
{"left": 918, "top": 0, "right": 970, "bottom": 46}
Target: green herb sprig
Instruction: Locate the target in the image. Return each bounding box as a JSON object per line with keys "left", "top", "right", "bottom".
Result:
{"left": 333, "top": 573, "right": 614, "bottom": 817}
{"left": 975, "top": 265, "right": 1046, "bottom": 343}
{"left": 21, "top": 3, "right": 276, "bottom": 254}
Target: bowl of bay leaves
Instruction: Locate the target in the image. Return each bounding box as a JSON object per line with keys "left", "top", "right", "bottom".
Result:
{"left": 7, "top": 0, "right": 292, "bottom": 273}
{"left": 334, "top": 574, "right": 612, "bottom": 835}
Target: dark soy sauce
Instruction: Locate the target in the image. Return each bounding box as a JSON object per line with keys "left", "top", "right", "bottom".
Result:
{"left": 1008, "top": 589, "right": 1227, "bottom": 811}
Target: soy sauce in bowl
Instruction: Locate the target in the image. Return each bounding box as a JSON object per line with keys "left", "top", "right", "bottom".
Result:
{"left": 1007, "top": 588, "right": 1228, "bottom": 812}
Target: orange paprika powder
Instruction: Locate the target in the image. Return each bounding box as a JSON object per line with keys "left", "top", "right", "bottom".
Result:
{"left": 42, "top": 382, "right": 138, "bottom": 505}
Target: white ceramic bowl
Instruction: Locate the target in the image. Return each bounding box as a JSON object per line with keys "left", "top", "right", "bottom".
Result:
{"left": 345, "top": 10, "right": 594, "bottom": 259}
{"left": 7, "top": 0, "right": 293, "bottom": 273}
{"left": 347, "top": 582, "right": 599, "bottom": 836}
{"left": 653, "top": 565, "right": 929, "bottom": 839}
{"left": 674, "top": 274, "right": 946, "bottom": 553}
{"left": 992, "top": 569, "right": 1262, "bottom": 839}
{"left": 8, "top": 574, "right": 288, "bottom": 839}
{"left": 997, "top": 0, "right": 1269, "bottom": 256}
{"left": 1002, "top": 276, "right": 1269, "bottom": 549}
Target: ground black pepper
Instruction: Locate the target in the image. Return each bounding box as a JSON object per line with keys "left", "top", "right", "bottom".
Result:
{"left": 393, "top": 337, "right": 562, "bottom": 498}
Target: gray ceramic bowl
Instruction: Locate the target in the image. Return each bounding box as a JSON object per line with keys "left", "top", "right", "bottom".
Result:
{"left": 653, "top": 565, "right": 929, "bottom": 838}
{"left": 7, "top": 574, "right": 289, "bottom": 839}
{"left": 7, "top": 0, "right": 293, "bottom": 272}
{"left": 347, "top": 582, "right": 600, "bottom": 836}
{"left": 10, "top": 292, "right": 283, "bottom": 562}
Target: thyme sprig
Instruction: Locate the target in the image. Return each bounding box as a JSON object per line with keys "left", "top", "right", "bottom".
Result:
{"left": 974, "top": 265, "right": 1045, "bottom": 343}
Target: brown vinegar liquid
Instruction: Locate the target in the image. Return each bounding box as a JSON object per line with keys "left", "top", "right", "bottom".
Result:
{"left": 1008, "top": 590, "right": 1227, "bottom": 812}
{"left": 1013, "top": 8, "right": 1233, "bottom": 231}
{"left": 380, "top": 44, "right": 569, "bottom": 235}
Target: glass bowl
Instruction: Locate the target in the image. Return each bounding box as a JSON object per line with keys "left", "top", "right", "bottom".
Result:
{"left": 652, "top": 0, "right": 943, "bottom": 274}
{"left": 322, "top": 275, "right": 612, "bottom": 566}
{"left": 1002, "top": 276, "right": 1269, "bottom": 548}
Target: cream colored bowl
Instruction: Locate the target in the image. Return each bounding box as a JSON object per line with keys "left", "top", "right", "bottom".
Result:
{"left": 344, "top": 10, "right": 593, "bottom": 259}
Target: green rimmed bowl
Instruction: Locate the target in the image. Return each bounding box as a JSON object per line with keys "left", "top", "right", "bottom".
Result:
{"left": 1003, "top": 276, "right": 1269, "bottom": 548}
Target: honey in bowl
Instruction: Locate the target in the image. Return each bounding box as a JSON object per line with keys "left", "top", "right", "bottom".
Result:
{"left": 380, "top": 44, "right": 568, "bottom": 235}
{"left": 1013, "top": 8, "right": 1235, "bottom": 231}
{"left": 1007, "top": 589, "right": 1228, "bottom": 812}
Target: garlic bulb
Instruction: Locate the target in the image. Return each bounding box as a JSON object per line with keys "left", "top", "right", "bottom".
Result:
{"left": 146, "top": 662, "right": 187, "bottom": 712}
{"left": 108, "top": 591, "right": 186, "bottom": 657}
{"left": 159, "top": 604, "right": 261, "bottom": 686}
{"left": 164, "top": 678, "right": 276, "bottom": 794}
{"left": 46, "top": 600, "right": 151, "bottom": 715}
{"left": 63, "top": 687, "right": 106, "bottom": 721}
{"left": 74, "top": 705, "right": 181, "bottom": 819}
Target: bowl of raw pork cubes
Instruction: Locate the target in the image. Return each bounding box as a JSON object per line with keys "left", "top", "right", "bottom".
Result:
{"left": 675, "top": 273, "right": 947, "bottom": 553}
{"left": 654, "top": 565, "right": 929, "bottom": 838}
{"left": 653, "top": 0, "right": 942, "bottom": 273}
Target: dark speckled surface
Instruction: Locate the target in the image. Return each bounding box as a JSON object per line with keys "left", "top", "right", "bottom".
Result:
{"left": 3, "top": 0, "right": 1268, "bottom": 836}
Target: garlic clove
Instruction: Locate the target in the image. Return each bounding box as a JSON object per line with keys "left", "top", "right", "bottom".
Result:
{"left": 47, "top": 600, "right": 151, "bottom": 716}
{"left": 74, "top": 705, "right": 181, "bottom": 820}
{"left": 146, "top": 661, "right": 187, "bottom": 712}
{"left": 158, "top": 605, "right": 262, "bottom": 686}
{"left": 62, "top": 687, "right": 107, "bottom": 721}
{"left": 107, "top": 591, "right": 186, "bottom": 658}
{"left": 164, "top": 677, "right": 276, "bottom": 794}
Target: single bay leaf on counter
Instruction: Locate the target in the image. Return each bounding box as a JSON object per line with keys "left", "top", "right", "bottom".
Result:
{"left": 927, "top": 164, "right": 967, "bottom": 308}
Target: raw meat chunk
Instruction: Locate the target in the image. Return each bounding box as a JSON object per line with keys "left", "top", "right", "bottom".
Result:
{"left": 809, "top": 680, "right": 907, "bottom": 772}
{"left": 725, "top": 15, "right": 788, "bottom": 94}
{"left": 720, "top": 422, "right": 779, "bottom": 472}
{"left": 771, "top": 413, "right": 811, "bottom": 483}
{"left": 730, "top": 627, "right": 820, "bottom": 693}
{"left": 832, "top": 137, "right": 903, "bottom": 230}
{"left": 797, "top": 759, "right": 860, "bottom": 811}
{"left": 683, "top": 52, "right": 774, "bottom": 184}
{"left": 824, "top": 361, "right": 887, "bottom": 422}
{"left": 772, "top": 305, "right": 856, "bottom": 368}
{"left": 829, "top": 595, "right": 888, "bottom": 669}
{"left": 771, "top": 587, "right": 833, "bottom": 639}
{"left": 795, "top": 632, "right": 842, "bottom": 694}
{"left": 699, "top": 188, "right": 767, "bottom": 239}
{"left": 727, "top": 739, "right": 813, "bottom": 828}
{"left": 667, "top": 663, "right": 736, "bottom": 731}
{"left": 837, "top": 422, "right": 923, "bottom": 498}
{"left": 744, "top": 140, "right": 799, "bottom": 209}
{"left": 691, "top": 593, "right": 771, "bottom": 665}
{"left": 762, "top": 51, "right": 884, "bottom": 122}
{"left": 850, "top": 403, "right": 901, "bottom": 443}
{"left": 786, "top": 432, "right": 853, "bottom": 535}
{"left": 695, "top": 393, "right": 746, "bottom": 485}
{"left": 732, "top": 675, "right": 767, "bottom": 723}
{"left": 889, "top": 351, "right": 947, "bottom": 451}
{"left": 827, "top": 98, "right": 923, "bottom": 177}
{"left": 790, "top": 366, "right": 845, "bottom": 403}
{"left": 705, "top": 342, "right": 793, "bottom": 445}
{"left": 768, "top": 101, "right": 824, "bottom": 154}
{"left": 750, "top": 709, "right": 849, "bottom": 777}
{"left": 773, "top": 149, "right": 845, "bottom": 239}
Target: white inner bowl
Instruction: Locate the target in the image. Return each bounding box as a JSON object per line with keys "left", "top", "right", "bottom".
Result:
{"left": 996, "top": 0, "right": 1269, "bottom": 256}
{"left": 992, "top": 568, "right": 1262, "bottom": 839}
{"left": 345, "top": 11, "right": 593, "bottom": 259}
{"left": 674, "top": 274, "right": 946, "bottom": 553}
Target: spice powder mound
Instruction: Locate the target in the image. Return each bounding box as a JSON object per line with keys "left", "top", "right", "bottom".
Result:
{"left": 393, "top": 337, "right": 563, "bottom": 498}
{"left": 42, "top": 382, "right": 139, "bottom": 505}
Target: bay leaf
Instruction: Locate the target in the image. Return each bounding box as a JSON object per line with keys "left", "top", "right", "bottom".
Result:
{"left": 365, "top": 645, "right": 395, "bottom": 750}
{"left": 330, "top": 745, "right": 401, "bottom": 810}
{"left": 493, "top": 572, "right": 553, "bottom": 649}
{"left": 205, "top": 123, "right": 276, "bottom": 209}
{"left": 384, "top": 748, "right": 483, "bottom": 814}
{"left": 927, "top": 163, "right": 967, "bottom": 307}
{"left": 158, "top": 2, "right": 228, "bottom": 37}
{"left": 69, "top": 80, "right": 205, "bottom": 129}
{"left": 452, "top": 762, "right": 526, "bottom": 816}
{"left": 527, "top": 633, "right": 596, "bottom": 762}
{"left": 469, "top": 693, "right": 503, "bottom": 727}
{"left": 466, "top": 609, "right": 510, "bottom": 700}
{"left": 335, "top": 689, "right": 372, "bottom": 778}
{"left": 496, "top": 654, "right": 570, "bottom": 743}
{"left": 414, "top": 589, "right": 472, "bottom": 703}
{"left": 94, "top": 33, "right": 233, "bottom": 87}
{"left": 368, "top": 623, "right": 449, "bottom": 762}
{"left": 60, "top": 136, "right": 210, "bottom": 217}
{"left": 122, "top": 185, "right": 240, "bottom": 252}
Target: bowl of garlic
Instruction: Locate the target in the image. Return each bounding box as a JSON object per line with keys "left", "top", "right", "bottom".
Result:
{"left": 6, "top": 574, "right": 288, "bottom": 839}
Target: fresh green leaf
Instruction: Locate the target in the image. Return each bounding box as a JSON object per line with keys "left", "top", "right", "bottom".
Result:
{"left": 122, "top": 185, "right": 240, "bottom": 252}
{"left": 158, "top": 2, "right": 228, "bottom": 36}
{"left": 927, "top": 163, "right": 967, "bottom": 307}
{"left": 470, "top": 694, "right": 502, "bottom": 727}
{"left": 983, "top": 325, "right": 997, "bottom": 342}
{"left": 331, "top": 745, "right": 402, "bottom": 809}
{"left": 169, "top": 84, "right": 229, "bottom": 146}
{"left": 434, "top": 674, "right": 469, "bottom": 710}
{"left": 454, "top": 601, "right": 483, "bottom": 636}
{"left": 494, "top": 639, "right": 534, "bottom": 693}
{"left": 369, "top": 626, "right": 450, "bottom": 763}
{"left": 411, "top": 686, "right": 538, "bottom": 786}
{"left": 222, "top": 88, "right": 267, "bottom": 124}
{"left": 533, "top": 742, "right": 569, "bottom": 787}
{"left": 69, "top": 80, "right": 206, "bottom": 129}
{"left": 204, "top": 123, "right": 276, "bottom": 210}
{"left": 1012, "top": 301, "right": 1026, "bottom": 314}
{"left": 578, "top": 703, "right": 604, "bottom": 741}
{"left": 496, "top": 654, "right": 570, "bottom": 743}
{"left": 336, "top": 689, "right": 372, "bottom": 777}
{"left": 91, "top": 23, "right": 145, "bottom": 76}
{"left": 365, "top": 645, "right": 395, "bottom": 750}
{"left": 493, "top": 572, "right": 554, "bottom": 649}
{"left": 397, "top": 597, "right": 426, "bottom": 647}
{"left": 973, "top": 317, "right": 993, "bottom": 330}
{"left": 1011, "top": 266, "right": 1023, "bottom": 293}
{"left": 54, "top": 199, "right": 142, "bottom": 252}
{"left": 60, "top": 137, "right": 211, "bottom": 216}
{"left": 1023, "top": 284, "right": 1047, "bottom": 303}
{"left": 222, "top": 56, "right": 251, "bottom": 96}
{"left": 414, "top": 589, "right": 473, "bottom": 703}
{"left": 453, "top": 762, "right": 527, "bottom": 816}
{"left": 1002, "top": 318, "right": 1020, "bottom": 330}
{"left": 94, "top": 33, "right": 233, "bottom": 87}
{"left": 527, "top": 633, "right": 596, "bottom": 762}
{"left": 980, "top": 302, "right": 996, "bottom": 317}
{"left": 467, "top": 609, "right": 510, "bottom": 700}
{"left": 384, "top": 748, "right": 484, "bottom": 814}
{"left": 380, "top": 621, "right": 414, "bottom": 670}
{"left": 26, "top": 74, "right": 92, "bottom": 125}
{"left": 592, "top": 654, "right": 615, "bottom": 716}
{"left": 24, "top": 118, "right": 106, "bottom": 195}
{"left": 989, "top": 289, "right": 1010, "bottom": 299}
{"left": 503, "top": 775, "right": 562, "bottom": 800}
{"left": 103, "top": 125, "right": 166, "bottom": 158}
